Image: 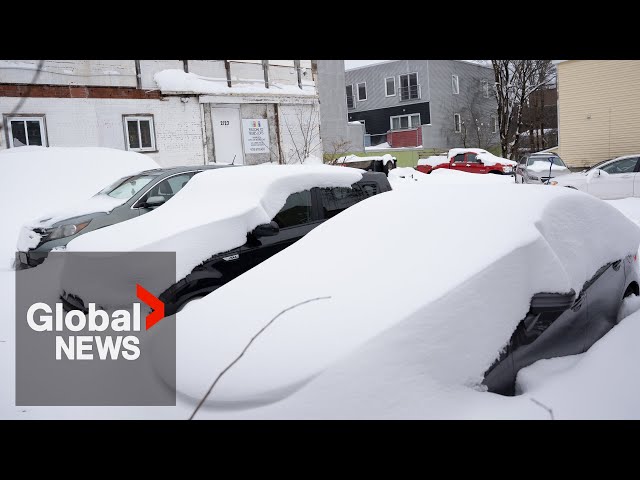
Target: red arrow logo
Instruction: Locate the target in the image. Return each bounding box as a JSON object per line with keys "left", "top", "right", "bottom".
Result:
{"left": 136, "top": 284, "right": 165, "bottom": 330}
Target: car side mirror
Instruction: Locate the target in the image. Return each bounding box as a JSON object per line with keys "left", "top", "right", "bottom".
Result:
{"left": 586, "top": 169, "right": 607, "bottom": 183}
{"left": 252, "top": 221, "right": 279, "bottom": 238}
{"left": 145, "top": 195, "right": 166, "bottom": 208}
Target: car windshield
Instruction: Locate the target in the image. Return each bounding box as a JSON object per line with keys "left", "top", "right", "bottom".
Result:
{"left": 527, "top": 156, "right": 566, "bottom": 167}
{"left": 585, "top": 158, "right": 615, "bottom": 172}
{"left": 98, "top": 174, "right": 159, "bottom": 200}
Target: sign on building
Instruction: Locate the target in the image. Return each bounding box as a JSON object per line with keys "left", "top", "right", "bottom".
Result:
{"left": 242, "top": 119, "right": 270, "bottom": 154}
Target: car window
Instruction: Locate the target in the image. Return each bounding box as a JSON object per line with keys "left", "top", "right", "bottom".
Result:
{"left": 601, "top": 157, "right": 639, "bottom": 174}
{"left": 102, "top": 174, "right": 157, "bottom": 200}
{"left": 136, "top": 172, "right": 197, "bottom": 207}
{"left": 466, "top": 153, "right": 478, "bottom": 163}
{"left": 272, "top": 190, "right": 312, "bottom": 228}
{"left": 319, "top": 186, "right": 367, "bottom": 220}
{"left": 453, "top": 154, "right": 465, "bottom": 163}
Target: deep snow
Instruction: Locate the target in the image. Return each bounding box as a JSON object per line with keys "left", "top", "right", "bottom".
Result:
{"left": 0, "top": 147, "right": 158, "bottom": 269}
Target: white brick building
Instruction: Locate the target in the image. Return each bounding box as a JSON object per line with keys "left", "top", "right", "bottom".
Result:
{"left": 0, "top": 60, "right": 321, "bottom": 167}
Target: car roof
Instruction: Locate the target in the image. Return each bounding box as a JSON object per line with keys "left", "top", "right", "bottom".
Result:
{"left": 137, "top": 164, "right": 233, "bottom": 176}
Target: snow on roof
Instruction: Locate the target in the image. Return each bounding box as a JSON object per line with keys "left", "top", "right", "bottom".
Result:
{"left": 66, "top": 164, "right": 363, "bottom": 291}
{"left": 154, "top": 69, "right": 316, "bottom": 96}
{"left": 1, "top": 147, "right": 158, "bottom": 268}
{"left": 169, "top": 184, "right": 640, "bottom": 415}
{"left": 336, "top": 154, "right": 395, "bottom": 165}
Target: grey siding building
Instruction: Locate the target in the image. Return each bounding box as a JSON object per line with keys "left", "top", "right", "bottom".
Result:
{"left": 315, "top": 60, "right": 364, "bottom": 157}
{"left": 345, "top": 60, "right": 498, "bottom": 150}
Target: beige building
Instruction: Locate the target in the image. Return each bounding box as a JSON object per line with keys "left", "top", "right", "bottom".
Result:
{"left": 555, "top": 60, "right": 640, "bottom": 168}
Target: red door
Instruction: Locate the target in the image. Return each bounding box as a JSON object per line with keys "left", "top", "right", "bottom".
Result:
{"left": 465, "top": 152, "right": 486, "bottom": 174}
{"left": 450, "top": 153, "right": 468, "bottom": 172}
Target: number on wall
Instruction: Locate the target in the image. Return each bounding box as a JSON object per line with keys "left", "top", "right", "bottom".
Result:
{"left": 220, "top": 120, "right": 230, "bottom": 126}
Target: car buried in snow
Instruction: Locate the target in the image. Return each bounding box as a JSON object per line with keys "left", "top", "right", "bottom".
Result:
{"left": 551, "top": 154, "right": 640, "bottom": 199}
{"left": 515, "top": 153, "right": 571, "bottom": 184}
{"left": 415, "top": 148, "right": 516, "bottom": 176}
{"left": 58, "top": 164, "right": 392, "bottom": 316}
{"left": 15, "top": 164, "right": 231, "bottom": 269}
{"left": 161, "top": 183, "right": 640, "bottom": 418}
{"left": 334, "top": 154, "right": 397, "bottom": 175}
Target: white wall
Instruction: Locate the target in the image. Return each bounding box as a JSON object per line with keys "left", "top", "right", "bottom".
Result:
{"left": 277, "top": 103, "right": 323, "bottom": 163}
{"left": 0, "top": 60, "right": 137, "bottom": 87}
{"left": 0, "top": 96, "right": 204, "bottom": 167}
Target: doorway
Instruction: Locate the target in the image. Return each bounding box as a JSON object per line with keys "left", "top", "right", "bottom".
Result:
{"left": 211, "top": 106, "right": 244, "bottom": 165}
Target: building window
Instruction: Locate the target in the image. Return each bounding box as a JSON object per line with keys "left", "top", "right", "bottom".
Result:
{"left": 452, "top": 74, "right": 459, "bottom": 94}
{"left": 399, "top": 73, "right": 419, "bottom": 100}
{"left": 454, "top": 113, "right": 461, "bottom": 133}
{"left": 385, "top": 77, "right": 396, "bottom": 97}
{"left": 357, "top": 82, "right": 367, "bottom": 101}
{"left": 346, "top": 85, "right": 355, "bottom": 109}
{"left": 390, "top": 114, "right": 420, "bottom": 130}
{"left": 482, "top": 80, "right": 489, "bottom": 98}
{"left": 5, "top": 115, "right": 47, "bottom": 148}
{"left": 124, "top": 115, "right": 156, "bottom": 152}
{"left": 491, "top": 115, "right": 498, "bottom": 133}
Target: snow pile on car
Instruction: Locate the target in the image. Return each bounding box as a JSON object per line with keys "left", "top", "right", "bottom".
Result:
{"left": 0, "top": 147, "right": 158, "bottom": 269}
{"left": 167, "top": 184, "right": 640, "bottom": 418}
{"left": 476, "top": 152, "right": 517, "bottom": 166}
{"left": 417, "top": 155, "right": 448, "bottom": 167}
{"left": 527, "top": 160, "right": 569, "bottom": 173}
{"left": 335, "top": 154, "right": 395, "bottom": 165}
{"left": 66, "top": 164, "right": 363, "bottom": 289}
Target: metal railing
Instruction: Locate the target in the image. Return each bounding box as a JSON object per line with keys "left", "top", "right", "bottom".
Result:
{"left": 346, "top": 94, "right": 355, "bottom": 109}
{"left": 399, "top": 84, "right": 421, "bottom": 101}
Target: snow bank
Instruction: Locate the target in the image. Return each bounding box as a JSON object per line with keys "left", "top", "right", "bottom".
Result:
{"left": 167, "top": 184, "right": 640, "bottom": 416}
{"left": 65, "top": 164, "right": 363, "bottom": 295}
{"left": 527, "top": 161, "right": 568, "bottom": 173}
{"left": 336, "top": 154, "right": 395, "bottom": 165}
{"left": 0, "top": 147, "right": 158, "bottom": 269}
{"left": 154, "top": 69, "right": 316, "bottom": 96}
{"left": 417, "top": 155, "right": 448, "bottom": 167}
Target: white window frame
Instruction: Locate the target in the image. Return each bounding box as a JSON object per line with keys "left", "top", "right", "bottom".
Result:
{"left": 452, "top": 74, "right": 459, "bottom": 95}
{"left": 390, "top": 113, "right": 421, "bottom": 130}
{"left": 384, "top": 76, "right": 396, "bottom": 97}
{"left": 491, "top": 115, "right": 498, "bottom": 133}
{"left": 482, "top": 80, "right": 489, "bottom": 98}
{"left": 454, "top": 113, "right": 461, "bottom": 133}
{"left": 123, "top": 115, "right": 157, "bottom": 152}
{"left": 5, "top": 115, "right": 47, "bottom": 148}
{"left": 357, "top": 82, "right": 367, "bottom": 101}
{"left": 398, "top": 72, "right": 420, "bottom": 100}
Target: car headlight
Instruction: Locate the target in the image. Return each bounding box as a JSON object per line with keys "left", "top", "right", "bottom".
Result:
{"left": 47, "top": 221, "right": 91, "bottom": 241}
{"left": 529, "top": 174, "right": 540, "bottom": 181}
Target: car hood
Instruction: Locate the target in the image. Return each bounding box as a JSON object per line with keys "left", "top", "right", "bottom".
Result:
{"left": 554, "top": 171, "right": 589, "bottom": 185}
{"left": 30, "top": 194, "right": 127, "bottom": 228}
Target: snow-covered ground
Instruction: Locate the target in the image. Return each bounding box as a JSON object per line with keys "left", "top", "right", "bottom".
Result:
{"left": 3, "top": 160, "right": 640, "bottom": 419}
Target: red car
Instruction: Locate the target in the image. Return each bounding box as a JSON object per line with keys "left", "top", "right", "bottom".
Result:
{"left": 416, "top": 149, "right": 516, "bottom": 175}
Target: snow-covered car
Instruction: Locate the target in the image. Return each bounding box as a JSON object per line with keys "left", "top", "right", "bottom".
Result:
{"left": 16, "top": 165, "right": 230, "bottom": 269}
{"left": 551, "top": 154, "right": 640, "bottom": 199}
{"left": 335, "top": 154, "right": 397, "bottom": 175}
{"left": 162, "top": 183, "right": 640, "bottom": 418}
{"left": 59, "top": 165, "right": 391, "bottom": 315}
{"left": 515, "top": 153, "right": 570, "bottom": 184}
{"left": 415, "top": 148, "right": 516, "bottom": 175}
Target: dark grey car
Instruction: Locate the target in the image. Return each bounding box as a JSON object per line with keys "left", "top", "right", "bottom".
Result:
{"left": 16, "top": 164, "right": 230, "bottom": 269}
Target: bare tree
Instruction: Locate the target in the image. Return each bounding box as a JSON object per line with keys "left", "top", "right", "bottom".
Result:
{"left": 324, "top": 137, "right": 354, "bottom": 164}
{"left": 491, "top": 60, "right": 554, "bottom": 159}
{"left": 281, "top": 103, "right": 323, "bottom": 164}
